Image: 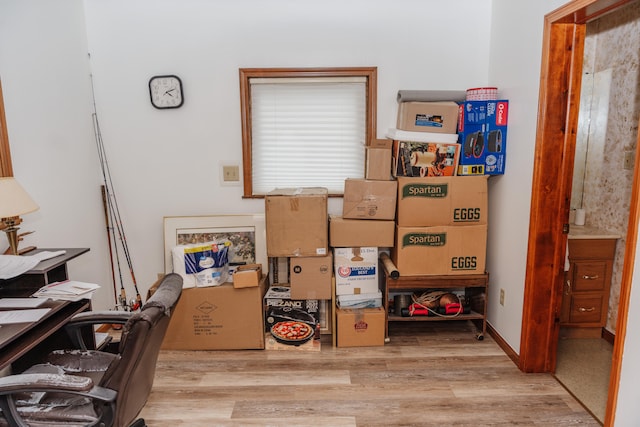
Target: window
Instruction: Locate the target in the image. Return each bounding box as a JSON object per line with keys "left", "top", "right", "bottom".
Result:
{"left": 239, "top": 67, "right": 377, "bottom": 197}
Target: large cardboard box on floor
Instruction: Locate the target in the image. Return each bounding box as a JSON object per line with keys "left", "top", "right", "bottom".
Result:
{"left": 334, "top": 247, "right": 379, "bottom": 295}
{"left": 397, "top": 101, "right": 459, "bottom": 134}
{"left": 289, "top": 253, "right": 333, "bottom": 300}
{"left": 392, "top": 140, "right": 460, "bottom": 178}
{"left": 392, "top": 224, "right": 487, "bottom": 276}
{"left": 365, "top": 139, "right": 393, "bottom": 181}
{"left": 329, "top": 216, "right": 395, "bottom": 248}
{"left": 336, "top": 307, "right": 385, "bottom": 347}
{"left": 161, "top": 275, "right": 268, "bottom": 350}
{"left": 265, "top": 187, "right": 328, "bottom": 257}
{"left": 396, "top": 176, "right": 488, "bottom": 227}
{"left": 342, "top": 179, "right": 397, "bottom": 220}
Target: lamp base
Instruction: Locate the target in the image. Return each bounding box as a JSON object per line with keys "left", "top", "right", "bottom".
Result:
{"left": 4, "top": 226, "right": 20, "bottom": 255}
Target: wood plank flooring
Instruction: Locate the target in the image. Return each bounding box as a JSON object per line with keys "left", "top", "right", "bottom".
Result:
{"left": 139, "top": 321, "right": 599, "bottom": 426}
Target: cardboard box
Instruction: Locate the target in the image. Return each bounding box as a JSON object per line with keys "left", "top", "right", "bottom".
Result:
{"left": 365, "top": 139, "right": 393, "bottom": 181}
{"left": 289, "top": 254, "right": 333, "bottom": 300}
{"left": 265, "top": 187, "right": 328, "bottom": 257}
{"left": 457, "top": 100, "right": 508, "bottom": 176}
{"left": 397, "top": 101, "right": 459, "bottom": 134}
{"left": 392, "top": 140, "right": 460, "bottom": 178}
{"left": 336, "top": 307, "right": 385, "bottom": 347}
{"left": 342, "top": 179, "right": 397, "bottom": 220}
{"left": 392, "top": 225, "right": 487, "bottom": 276}
{"left": 396, "top": 176, "right": 488, "bottom": 227}
{"left": 329, "top": 216, "right": 395, "bottom": 248}
{"left": 232, "top": 264, "right": 262, "bottom": 288}
{"left": 334, "top": 247, "right": 379, "bottom": 296}
{"left": 161, "top": 275, "right": 267, "bottom": 350}
{"left": 264, "top": 284, "right": 320, "bottom": 336}
{"left": 337, "top": 290, "right": 383, "bottom": 308}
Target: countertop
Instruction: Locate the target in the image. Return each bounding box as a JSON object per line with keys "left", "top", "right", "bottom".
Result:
{"left": 568, "top": 224, "right": 622, "bottom": 240}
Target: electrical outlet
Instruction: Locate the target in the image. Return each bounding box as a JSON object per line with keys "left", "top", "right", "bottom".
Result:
{"left": 222, "top": 165, "right": 240, "bottom": 182}
{"left": 499, "top": 288, "right": 505, "bottom": 306}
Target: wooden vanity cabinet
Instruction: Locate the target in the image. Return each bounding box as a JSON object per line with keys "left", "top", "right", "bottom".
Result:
{"left": 560, "top": 238, "right": 616, "bottom": 328}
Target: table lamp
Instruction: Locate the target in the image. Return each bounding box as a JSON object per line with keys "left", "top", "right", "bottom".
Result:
{"left": 0, "top": 177, "right": 39, "bottom": 255}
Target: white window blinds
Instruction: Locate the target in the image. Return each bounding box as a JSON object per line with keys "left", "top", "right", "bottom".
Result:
{"left": 250, "top": 77, "right": 366, "bottom": 194}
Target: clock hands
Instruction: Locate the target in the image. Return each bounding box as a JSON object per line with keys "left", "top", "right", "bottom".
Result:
{"left": 164, "top": 88, "right": 176, "bottom": 97}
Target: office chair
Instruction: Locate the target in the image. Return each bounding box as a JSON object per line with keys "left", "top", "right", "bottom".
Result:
{"left": 0, "top": 273, "right": 183, "bottom": 427}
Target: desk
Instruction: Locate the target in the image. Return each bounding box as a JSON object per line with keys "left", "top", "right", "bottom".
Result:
{"left": 0, "top": 299, "right": 91, "bottom": 372}
{"left": 0, "top": 248, "right": 90, "bottom": 297}
{"left": 0, "top": 248, "right": 91, "bottom": 372}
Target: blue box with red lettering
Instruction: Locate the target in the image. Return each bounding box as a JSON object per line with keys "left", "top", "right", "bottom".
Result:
{"left": 457, "top": 100, "right": 508, "bottom": 175}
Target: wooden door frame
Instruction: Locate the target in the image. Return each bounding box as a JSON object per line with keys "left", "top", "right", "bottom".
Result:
{"left": 521, "top": 0, "right": 638, "bottom": 425}
{"left": 0, "top": 80, "right": 14, "bottom": 177}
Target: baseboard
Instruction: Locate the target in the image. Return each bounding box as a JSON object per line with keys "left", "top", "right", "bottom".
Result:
{"left": 601, "top": 327, "right": 615, "bottom": 345}
{"left": 487, "top": 323, "right": 519, "bottom": 366}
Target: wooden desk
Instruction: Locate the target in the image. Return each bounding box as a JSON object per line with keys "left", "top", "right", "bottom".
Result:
{"left": 0, "top": 248, "right": 90, "bottom": 297}
{"left": 0, "top": 248, "right": 91, "bottom": 372}
{"left": 0, "top": 299, "right": 91, "bottom": 372}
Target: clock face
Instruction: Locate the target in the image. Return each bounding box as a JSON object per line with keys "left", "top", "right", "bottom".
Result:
{"left": 149, "top": 75, "right": 184, "bottom": 109}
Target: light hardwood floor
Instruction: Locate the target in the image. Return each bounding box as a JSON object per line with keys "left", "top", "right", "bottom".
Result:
{"left": 139, "top": 321, "right": 599, "bottom": 426}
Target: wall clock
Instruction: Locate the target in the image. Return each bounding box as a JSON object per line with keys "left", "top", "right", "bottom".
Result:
{"left": 148, "top": 75, "right": 184, "bottom": 109}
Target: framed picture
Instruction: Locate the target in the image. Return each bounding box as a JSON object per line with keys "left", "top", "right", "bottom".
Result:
{"left": 163, "top": 214, "right": 267, "bottom": 274}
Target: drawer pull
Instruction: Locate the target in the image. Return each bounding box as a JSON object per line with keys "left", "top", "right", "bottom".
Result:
{"left": 578, "top": 306, "right": 596, "bottom": 312}
{"left": 581, "top": 274, "right": 600, "bottom": 280}
{"left": 565, "top": 280, "right": 571, "bottom": 295}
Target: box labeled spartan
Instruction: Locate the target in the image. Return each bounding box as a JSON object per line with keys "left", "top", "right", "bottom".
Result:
{"left": 396, "top": 176, "right": 488, "bottom": 227}
{"left": 392, "top": 224, "right": 487, "bottom": 276}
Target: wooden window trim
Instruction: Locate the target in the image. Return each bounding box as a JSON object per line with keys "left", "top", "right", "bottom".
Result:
{"left": 239, "top": 67, "right": 377, "bottom": 198}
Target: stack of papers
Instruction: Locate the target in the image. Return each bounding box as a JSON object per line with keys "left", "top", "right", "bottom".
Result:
{"left": 0, "top": 298, "right": 50, "bottom": 308}
{"left": 0, "top": 250, "right": 67, "bottom": 280}
{"left": 0, "top": 308, "right": 51, "bottom": 324}
{"left": 32, "top": 280, "right": 100, "bottom": 301}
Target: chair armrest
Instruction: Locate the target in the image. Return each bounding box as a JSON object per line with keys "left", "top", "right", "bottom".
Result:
{"left": 0, "top": 373, "right": 117, "bottom": 427}
{"left": 68, "top": 310, "right": 133, "bottom": 326}
{"left": 63, "top": 310, "right": 133, "bottom": 350}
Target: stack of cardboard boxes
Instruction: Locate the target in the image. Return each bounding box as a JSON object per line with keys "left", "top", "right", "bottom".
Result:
{"left": 160, "top": 93, "right": 506, "bottom": 352}
{"left": 264, "top": 187, "right": 330, "bottom": 351}
{"left": 329, "top": 144, "right": 398, "bottom": 347}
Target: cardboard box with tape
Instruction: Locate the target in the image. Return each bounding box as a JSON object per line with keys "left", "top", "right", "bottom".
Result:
{"left": 265, "top": 187, "right": 328, "bottom": 257}
{"left": 342, "top": 179, "right": 397, "bottom": 221}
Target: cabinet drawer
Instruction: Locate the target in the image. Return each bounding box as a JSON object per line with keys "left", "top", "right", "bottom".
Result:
{"left": 573, "top": 261, "right": 607, "bottom": 291}
{"left": 568, "top": 294, "right": 605, "bottom": 324}
{"left": 568, "top": 239, "right": 616, "bottom": 259}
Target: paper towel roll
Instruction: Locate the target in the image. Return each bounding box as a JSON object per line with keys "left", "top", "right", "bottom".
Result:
{"left": 574, "top": 208, "right": 586, "bottom": 226}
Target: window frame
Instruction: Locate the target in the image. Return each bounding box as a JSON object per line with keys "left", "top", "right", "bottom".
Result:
{"left": 239, "top": 67, "right": 377, "bottom": 198}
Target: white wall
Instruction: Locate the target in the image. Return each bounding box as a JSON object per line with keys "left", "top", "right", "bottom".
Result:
{"left": 0, "top": 0, "right": 114, "bottom": 306}
{"left": 487, "top": 0, "right": 567, "bottom": 351}
{"left": 1, "top": 0, "right": 492, "bottom": 307}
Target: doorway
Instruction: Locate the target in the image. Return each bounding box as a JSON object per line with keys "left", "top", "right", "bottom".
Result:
{"left": 519, "top": 0, "right": 640, "bottom": 426}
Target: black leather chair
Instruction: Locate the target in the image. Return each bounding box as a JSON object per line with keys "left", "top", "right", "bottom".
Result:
{"left": 0, "top": 273, "right": 183, "bottom": 427}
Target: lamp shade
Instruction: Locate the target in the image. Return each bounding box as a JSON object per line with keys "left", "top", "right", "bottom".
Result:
{"left": 0, "top": 177, "right": 39, "bottom": 218}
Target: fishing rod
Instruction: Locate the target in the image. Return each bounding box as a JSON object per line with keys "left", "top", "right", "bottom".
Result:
{"left": 91, "top": 73, "right": 142, "bottom": 311}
